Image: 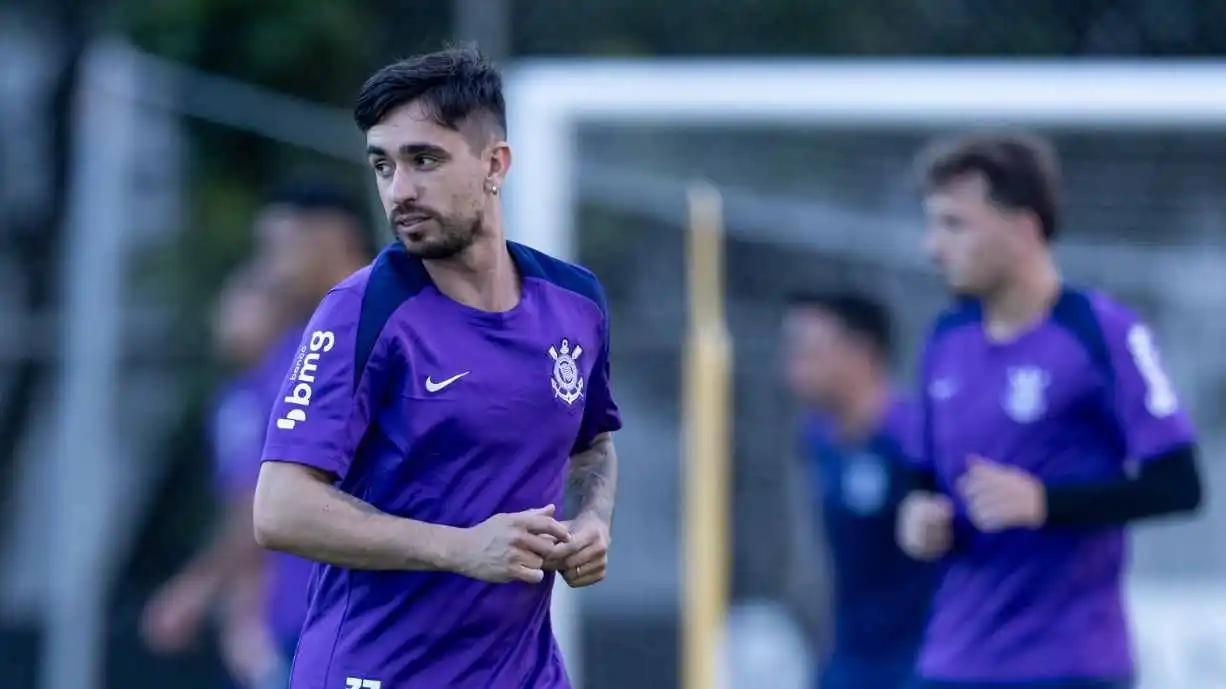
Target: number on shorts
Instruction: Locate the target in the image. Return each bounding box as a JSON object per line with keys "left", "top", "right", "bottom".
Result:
{"left": 345, "top": 679, "right": 381, "bottom": 689}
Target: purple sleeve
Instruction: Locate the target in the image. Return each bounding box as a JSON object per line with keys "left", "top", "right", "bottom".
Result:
{"left": 261, "top": 286, "right": 382, "bottom": 479}
{"left": 910, "top": 337, "right": 937, "bottom": 473}
{"left": 211, "top": 384, "right": 268, "bottom": 495}
{"left": 1094, "top": 294, "right": 1196, "bottom": 461}
{"left": 572, "top": 315, "right": 622, "bottom": 454}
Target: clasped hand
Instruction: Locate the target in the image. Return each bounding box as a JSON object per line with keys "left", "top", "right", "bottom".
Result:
{"left": 957, "top": 455, "right": 1046, "bottom": 532}
{"left": 459, "top": 505, "right": 610, "bottom": 588}
{"left": 899, "top": 455, "right": 1048, "bottom": 561}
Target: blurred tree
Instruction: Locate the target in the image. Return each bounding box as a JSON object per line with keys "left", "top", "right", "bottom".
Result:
{"left": 111, "top": 0, "right": 380, "bottom": 280}
{"left": 513, "top": 0, "right": 1226, "bottom": 57}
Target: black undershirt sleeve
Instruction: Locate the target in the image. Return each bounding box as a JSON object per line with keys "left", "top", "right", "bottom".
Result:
{"left": 1043, "top": 444, "right": 1203, "bottom": 527}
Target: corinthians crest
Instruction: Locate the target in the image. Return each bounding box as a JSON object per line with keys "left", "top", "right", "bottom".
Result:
{"left": 1003, "top": 366, "right": 1050, "bottom": 423}
{"left": 549, "top": 338, "right": 585, "bottom": 405}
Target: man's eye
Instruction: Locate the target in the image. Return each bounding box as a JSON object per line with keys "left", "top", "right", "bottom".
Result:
{"left": 415, "top": 155, "right": 440, "bottom": 167}
{"left": 372, "top": 161, "right": 392, "bottom": 177}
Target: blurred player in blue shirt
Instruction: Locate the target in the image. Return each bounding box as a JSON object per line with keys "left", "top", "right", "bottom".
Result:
{"left": 783, "top": 291, "right": 936, "bottom": 689}
{"left": 898, "top": 132, "right": 1203, "bottom": 689}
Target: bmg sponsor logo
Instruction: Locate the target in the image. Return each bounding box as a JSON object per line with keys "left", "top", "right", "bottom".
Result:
{"left": 276, "top": 330, "right": 335, "bottom": 430}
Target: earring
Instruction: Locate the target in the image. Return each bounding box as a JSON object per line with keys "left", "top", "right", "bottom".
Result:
{"left": 486, "top": 181, "right": 500, "bottom": 196}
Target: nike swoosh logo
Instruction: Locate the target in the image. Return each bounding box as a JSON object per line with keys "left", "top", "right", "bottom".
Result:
{"left": 424, "top": 371, "right": 470, "bottom": 393}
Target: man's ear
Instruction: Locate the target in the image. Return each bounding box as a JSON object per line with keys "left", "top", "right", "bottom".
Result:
{"left": 486, "top": 141, "right": 511, "bottom": 189}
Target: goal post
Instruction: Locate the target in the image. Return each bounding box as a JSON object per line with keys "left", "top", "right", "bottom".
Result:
{"left": 505, "top": 59, "right": 1226, "bottom": 266}
{"left": 503, "top": 59, "right": 1226, "bottom": 689}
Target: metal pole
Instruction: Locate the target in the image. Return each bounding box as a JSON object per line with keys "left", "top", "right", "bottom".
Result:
{"left": 43, "top": 40, "right": 134, "bottom": 689}
{"left": 681, "top": 182, "right": 732, "bottom": 689}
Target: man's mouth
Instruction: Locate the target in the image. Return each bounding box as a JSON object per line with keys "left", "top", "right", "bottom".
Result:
{"left": 395, "top": 214, "right": 431, "bottom": 227}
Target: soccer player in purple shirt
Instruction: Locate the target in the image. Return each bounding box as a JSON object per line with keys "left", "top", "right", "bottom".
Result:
{"left": 252, "top": 47, "right": 622, "bottom": 689}
{"left": 897, "top": 132, "right": 1203, "bottom": 689}
{"left": 783, "top": 291, "right": 935, "bottom": 689}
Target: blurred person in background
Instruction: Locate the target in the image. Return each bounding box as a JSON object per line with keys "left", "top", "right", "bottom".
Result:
{"left": 143, "top": 181, "right": 373, "bottom": 688}
{"left": 899, "top": 132, "right": 1203, "bottom": 689}
{"left": 783, "top": 291, "right": 936, "bottom": 689}
{"left": 142, "top": 264, "right": 295, "bottom": 688}
{"left": 248, "top": 180, "right": 376, "bottom": 675}
{"left": 252, "top": 47, "right": 621, "bottom": 689}
{"left": 255, "top": 180, "right": 378, "bottom": 320}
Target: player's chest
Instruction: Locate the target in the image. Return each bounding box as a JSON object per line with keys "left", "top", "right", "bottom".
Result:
{"left": 925, "top": 337, "right": 1104, "bottom": 469}
{"left": 384, "top": 320, "right": 601, "bottom": 446}
{"left": 812, "top": 441, "right": 905, "bottom": 521}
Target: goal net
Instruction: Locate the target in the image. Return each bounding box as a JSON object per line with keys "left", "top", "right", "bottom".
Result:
{"left": 505, "top": 60, "right": 1226, "bottom": 689}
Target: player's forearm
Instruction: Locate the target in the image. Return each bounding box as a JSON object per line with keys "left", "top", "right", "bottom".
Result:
{"left": 1044, "top": 445, "right": 1203, "bottom": 527}
{"left": 568, "top": 432, "right": 618, "bottom": 525}
{"left": 218, "top": 563, "right": 264, "bottom": 628}
{"left": 253, "top": 462, "right": 465, "bottom": 572}
{"left": 175, "top": 497, "right": 262, "bottom": 594}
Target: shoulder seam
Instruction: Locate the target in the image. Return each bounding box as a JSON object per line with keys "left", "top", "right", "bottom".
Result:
{"left": 1051, "top": 288, "right": 1115, "bottom": 386}
{"left": 511, "top": 241, "right": 608, "bottom": 317}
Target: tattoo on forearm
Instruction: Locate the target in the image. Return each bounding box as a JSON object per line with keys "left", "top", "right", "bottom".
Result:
{"left": 568, "top": 433, "right": 618, "bottom": 524}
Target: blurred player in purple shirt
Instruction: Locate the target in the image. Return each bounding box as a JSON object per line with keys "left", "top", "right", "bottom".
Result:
{"left": 250, "top": 181, "right": 376, "bottom": 671}
{"left": 253, "top": 47, "right": 622, "bottom": 689}
{"left": 142, "top": 265, "right": 295, "bottom": 686}
{"left": 897, "top": 132, "right": 1203, "bottom": 689}
{"left": 144, "top": 183, "right": 372, "bottom": 689}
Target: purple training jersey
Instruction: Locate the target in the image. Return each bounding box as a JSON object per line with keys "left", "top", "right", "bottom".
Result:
{"left": 915, "top": 287, "right": 1195, "bottom": 683}
{"left": 260, "top": 241, "right": 622, "bottom": 689}
{"left": 211, "top": 372, "right": 272, "bottom": 496}
{"left": 212, "top": 325, "right": 317, "bottom": 649}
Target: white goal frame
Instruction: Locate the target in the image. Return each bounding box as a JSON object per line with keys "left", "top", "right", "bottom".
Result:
{"left": 506, "top": 59, "right": 1226, "bottom": 689}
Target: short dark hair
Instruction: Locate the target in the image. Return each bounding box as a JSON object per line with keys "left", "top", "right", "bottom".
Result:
{"left": 787, "top": 291, "right": 894, "bottom": 363}
{"left": 353, "top": 46, "right": 506, "bottom": 140}
{"left": 916, "top": 131, "right": 1063, "bottom": 241}
{"left": 262, "top": 178, "right": 375, "bottom": 256}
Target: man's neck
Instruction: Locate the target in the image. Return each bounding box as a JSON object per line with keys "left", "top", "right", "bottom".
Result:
{"left": 829, "top": 375, "right": 892, "bottom": 443}
{"left": 424, "top": 233, "right": 520, "bottom": 313}
{"left": 983, "top": 254, "right": 1062, "bottom": 341}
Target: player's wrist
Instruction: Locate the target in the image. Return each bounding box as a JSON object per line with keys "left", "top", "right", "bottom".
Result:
{"left": 1033, "top": 483, "right": 1049, "bottom": 527}
{"left": 416, "top": 523, "right": 471, "bottom": 573}
{"left": 574, "top": 507, "right": 611, "bottom": 527}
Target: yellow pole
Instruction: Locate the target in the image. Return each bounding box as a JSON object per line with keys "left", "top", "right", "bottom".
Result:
{"left": 681, "top": 181, "right": 732, "bottom": 689}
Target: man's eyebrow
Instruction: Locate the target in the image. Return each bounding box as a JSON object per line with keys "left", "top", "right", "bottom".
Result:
{"left": 365, "top": 143, "right": 448, "bottom": 157}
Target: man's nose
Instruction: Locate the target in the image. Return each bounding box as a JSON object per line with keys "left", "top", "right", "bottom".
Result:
{"left": 390, "top": 169, "right": 419, "bottom": 204}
